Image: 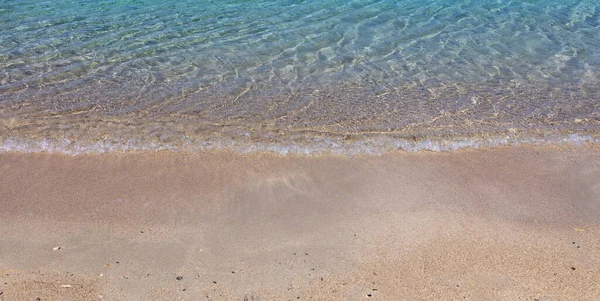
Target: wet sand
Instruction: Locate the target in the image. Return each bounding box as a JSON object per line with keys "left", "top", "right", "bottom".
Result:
{"left": 0, "top": 145, "right": 599, "bottom": 300}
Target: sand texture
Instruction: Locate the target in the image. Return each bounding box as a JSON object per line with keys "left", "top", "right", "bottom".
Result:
{"left": 1, "top": 146, "right": 599, "bottom": 300}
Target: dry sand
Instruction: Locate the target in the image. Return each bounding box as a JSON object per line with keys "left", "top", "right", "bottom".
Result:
{"left": 0, "top": 145, "right": 599, "bottom": 300}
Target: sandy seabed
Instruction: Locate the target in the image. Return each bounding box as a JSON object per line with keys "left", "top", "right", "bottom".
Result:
{"left": 0, "top": 145, "right": 599, "bottom": 300}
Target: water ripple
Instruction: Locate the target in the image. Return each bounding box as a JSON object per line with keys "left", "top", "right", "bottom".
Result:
{"left": 0, "top": 0, "right": 599, "bottom": 153}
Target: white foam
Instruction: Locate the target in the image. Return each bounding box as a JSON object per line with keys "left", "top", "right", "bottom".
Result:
{"left": 1, "top": 131, "right": 598, "bottom": 156}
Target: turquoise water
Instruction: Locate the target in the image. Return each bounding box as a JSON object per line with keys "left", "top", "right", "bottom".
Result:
{"left": 0, "top": 0, "right": 599, "bottom": 154}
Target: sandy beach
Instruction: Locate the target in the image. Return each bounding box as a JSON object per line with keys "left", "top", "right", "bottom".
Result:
{"left": 0, "top": 145, "right": 599, "bottom": 300}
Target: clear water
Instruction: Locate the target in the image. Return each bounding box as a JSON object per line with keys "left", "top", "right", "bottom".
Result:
{"left": 1, "top": 0, "right": 599, "bottom": 154}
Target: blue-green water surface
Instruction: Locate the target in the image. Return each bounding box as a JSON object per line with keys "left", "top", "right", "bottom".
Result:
{"left": 1, "top": 0, "right": 599, "bottom": 153}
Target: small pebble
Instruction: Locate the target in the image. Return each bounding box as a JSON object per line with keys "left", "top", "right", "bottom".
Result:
{"left": 176, "top": 276, "right": 183, "bottom": 281}
{"left": 571, "top": 267, "right": 576, "bottom": 271}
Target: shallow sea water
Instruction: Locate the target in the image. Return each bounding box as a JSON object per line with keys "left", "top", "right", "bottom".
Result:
{"left": 1, "top": 0, "right": 599, "bottom": 154}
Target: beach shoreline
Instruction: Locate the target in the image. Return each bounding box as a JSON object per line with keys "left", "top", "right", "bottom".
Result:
{"left": 1, "top": 145, "right": 599, "bottom": 300}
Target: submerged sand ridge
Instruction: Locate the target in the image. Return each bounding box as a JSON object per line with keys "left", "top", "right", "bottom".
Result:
{"left": 2, "top": 81, "right": 600, "bottom": 156}
{"left": 0, "top": 146, "right": 599, "bottom": 300}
